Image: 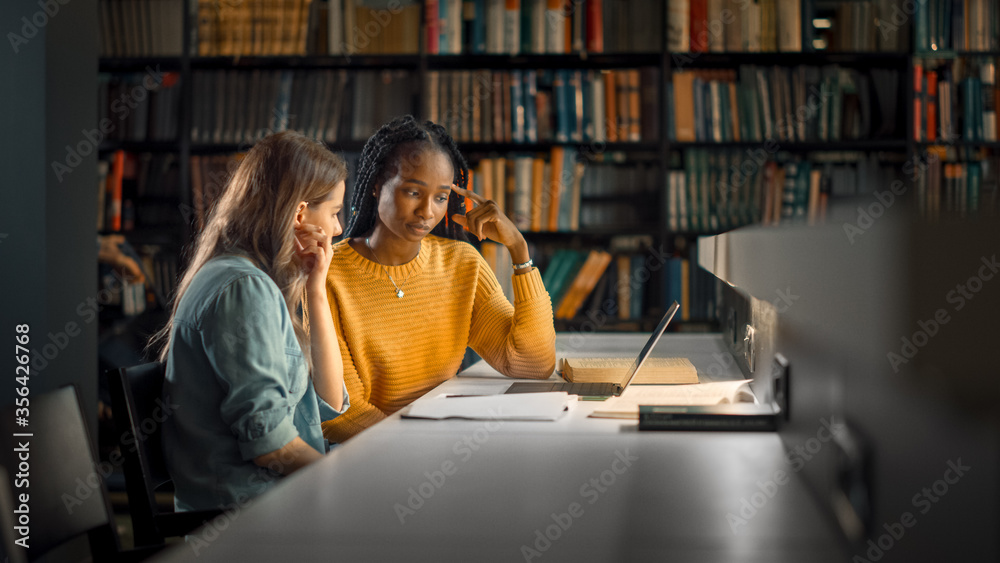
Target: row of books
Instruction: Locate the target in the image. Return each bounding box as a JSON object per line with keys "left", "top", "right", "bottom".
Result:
{"left": 667, "top": 244, "right": 718, "bottom": 324}
{"left": 189, "top": 69, "right": 413, "bottom": 145}
{"left": 99, "top": 0, "right": 184, "bottom": 57}
{"left": 821, "top": 0, "right": 910, "bottom": 53}
{"left": 98, "top": 265, "right": 149, "bottom": 316}
{"left": 468, "top": 149, "right": 661, "bottom": 233}
{"left": 914, "top": 0, "right": 998, "bottom": 53}
{"left": 427, "top": 0, "right": 663, "bottom": 55}
{"left": 189, "top": 151, "right": 363, "bottom": 231}
{"left": 914, "top": 58, "right": 998, "bottom": 142}
{"left": 666, "top": 0, "right": 802, "bottom": 54}
{"left": 194, "top": 0, "right": 319, "bottom": 56}
{"left": 97, "top": 72, "right": 182, "bottom": 142}
{"left": 135, "top": 244, "right": 180, "bottom": 309}
{"left": 668, "top": 65, "right": 902, "bottom": 143}
{"left": 540, "top": 243, "right": 717, "bottom": 323}
{"left": 190, "top": 154, "right": 240, "bottom": 231}
{"left": 97, "top": 151, "right": 183, "bottom": 232}
{"left": 666, "top": 149, "right": 906, "bottom": 232}
{"left": 915, "top": 148, "right": 996, "bottom": 219}
{"left": 426, "top": 68, "right": 658, "bottom": 145}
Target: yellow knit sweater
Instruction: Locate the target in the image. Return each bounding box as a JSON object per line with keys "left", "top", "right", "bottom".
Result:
{"left": 321, "top": 235, "right": 556, "bottom": 442}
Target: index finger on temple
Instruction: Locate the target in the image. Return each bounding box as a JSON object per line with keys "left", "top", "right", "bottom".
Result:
{"left": 451, "top": 185, "right": 485, "bottom": 204}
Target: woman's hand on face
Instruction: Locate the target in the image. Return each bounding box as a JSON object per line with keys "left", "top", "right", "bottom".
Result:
{"left": 294, "top": 224, "right": 333, "bottom": 292}
{"left": 450, "top": 186, "right": 527, "bottom": 252}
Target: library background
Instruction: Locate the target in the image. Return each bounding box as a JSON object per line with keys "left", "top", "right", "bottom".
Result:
{"left": 95, "top": 0, "right": 995, "bottom": 424}
{"left": 0, "top": 0, "right": 972, "bottom": 553}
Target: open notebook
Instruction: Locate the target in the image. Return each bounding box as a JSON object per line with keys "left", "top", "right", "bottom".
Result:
{"left": 589, "top": 379, "right": 756, "bottom": 419}
{"left": 402, "top": 392, "right": 572, "bottom": 422}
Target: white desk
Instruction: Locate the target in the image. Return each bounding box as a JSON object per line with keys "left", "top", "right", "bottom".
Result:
{"left": 153, "top": 334, "right": 846, "bottom": 563}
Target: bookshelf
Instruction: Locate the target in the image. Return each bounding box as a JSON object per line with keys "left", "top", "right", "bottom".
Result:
{"left": 96, "top": 0, "right": 999, "bottom": 337}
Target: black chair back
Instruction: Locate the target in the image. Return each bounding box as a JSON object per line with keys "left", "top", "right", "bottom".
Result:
{"left": 107, "top": 362, "right": 171, "bottom": 546}
{"left": 0, "top": 386, "right": 119, "bottom": 560}
{"left": 0, "top": 466, "right": 27, "bottom": 563}
{"left": 108, "top": 362, "right": 221, "bottom": 546}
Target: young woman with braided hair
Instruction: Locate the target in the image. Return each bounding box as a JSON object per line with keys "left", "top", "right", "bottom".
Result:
{"left": 321, "top": 115, "right": 556, "bottom": 443}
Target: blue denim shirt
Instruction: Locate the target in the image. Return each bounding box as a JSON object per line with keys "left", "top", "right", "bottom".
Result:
{"left": 163, "top": 255, "right": 348, "bottom": 511}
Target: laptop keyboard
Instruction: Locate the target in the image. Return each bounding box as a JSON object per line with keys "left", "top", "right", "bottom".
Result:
{"left": 505, "top": 382, "right": 621, "bottom": 396}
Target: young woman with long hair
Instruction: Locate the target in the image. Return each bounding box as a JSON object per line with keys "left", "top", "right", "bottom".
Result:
{"left": 321, "top": 115, "right": 556, "bottom": 443}
{"left": 150, "top": 131, "right": 350, "bottom": 511}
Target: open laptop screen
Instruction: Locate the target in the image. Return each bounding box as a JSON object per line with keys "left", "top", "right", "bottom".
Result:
{"left": 619, "top": 301, "right": 680, "bottom": 390}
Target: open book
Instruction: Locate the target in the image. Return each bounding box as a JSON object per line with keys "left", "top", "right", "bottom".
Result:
{"left": 590, "top": 380, "right": 757, "bottom": 419}
{"left": 561, "top": 357, "right": 699, "bottom": 386}
{"left": 403, "top": 392, "right": 571, "bottom": 421}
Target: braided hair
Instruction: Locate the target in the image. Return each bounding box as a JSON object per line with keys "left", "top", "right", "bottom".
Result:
{"left": 345, "top": 115, "right": 469, "bottom": 242}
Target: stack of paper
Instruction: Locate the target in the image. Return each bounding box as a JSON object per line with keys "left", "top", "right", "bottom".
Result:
{"left": 590, "top": 380, "right": 756, "bottom": 419}
{"left": 403, "top": 392, "right": 571, "bottom": 421}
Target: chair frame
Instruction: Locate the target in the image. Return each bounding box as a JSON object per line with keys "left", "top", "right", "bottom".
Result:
{"left": 106, "top": 362, "right": 222, "bottom": 547}
{"left": 1, "top": 385, "right": 160, "bottom": 562}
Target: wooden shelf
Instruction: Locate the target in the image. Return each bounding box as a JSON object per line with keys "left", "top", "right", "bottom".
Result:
{"left": 189, "top": 54, "right": 421, "bottom": 69}
{"left": 98, "top": 229, "right": 183, "bottom": 245}
{"left": 668, "top": 51, "right": 909, "bottom": 67}
{"left": 99, "top": 141, "right": 181, "bottom": 153}
{"left": 427, "top": 53, "right": 662, "bottom": 69}
{"left": 459, "top": 141, "right": 660, "bottom": 154}
{"left": 669, "top": 140, "right": 908, "bottom": 151}
{"left": 99, "top": 57, "right": 183, "bottom": 72}
{"left": 914, "top": 50, "right": 1000, "bottom": 59}
{"left": 189, "top": 140, "right": 368, "bottom": 154}
{"left": 916, "top": 141, "right": 1000, "bottom": 149}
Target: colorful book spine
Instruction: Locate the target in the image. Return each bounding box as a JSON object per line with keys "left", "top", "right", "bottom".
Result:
{"left": 926, "top": 70, "right": 938, "bottom": 142}
{"left": 524, "top": 70, "right": 538, "bottom": 142}
{"left": 504, "top": 0, "right": 520, "bottom": 54}
{"left": 585, "top": 0, "right": 603, "bottom": 52}
{"left": 510, "top": 69, "right": 525, "bottom": 142}
{"left": 426, "top": 0, "right": 440, "bottom": 54}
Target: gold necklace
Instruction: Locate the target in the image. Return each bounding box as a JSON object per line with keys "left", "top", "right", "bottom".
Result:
{"left": 366, "top": 237, "right": 419, "bottom": 298}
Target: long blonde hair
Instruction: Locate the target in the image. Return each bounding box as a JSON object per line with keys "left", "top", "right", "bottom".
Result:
{"left": 150, "top": 131, "right": 348, "bottom": 366}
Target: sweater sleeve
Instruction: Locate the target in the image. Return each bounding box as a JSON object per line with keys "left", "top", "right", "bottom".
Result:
{"left": 320, "top": 285, "right": 387, "bottom": 443}
{"left": 467, "top": 257, "right": 556, "bottom": 379}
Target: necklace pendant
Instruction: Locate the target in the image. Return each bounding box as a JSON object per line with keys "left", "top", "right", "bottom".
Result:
{"left": 396, "top": 289, "right": 404, "bottom": 298}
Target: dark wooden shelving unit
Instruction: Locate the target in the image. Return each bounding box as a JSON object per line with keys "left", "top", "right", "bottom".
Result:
{"left": 98, "top": 0, "right": 978, "bottom": 330}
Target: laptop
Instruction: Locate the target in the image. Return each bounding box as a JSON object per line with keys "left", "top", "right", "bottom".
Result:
{"left": 505, "top": 301, "right": 681, "bottom": 397}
